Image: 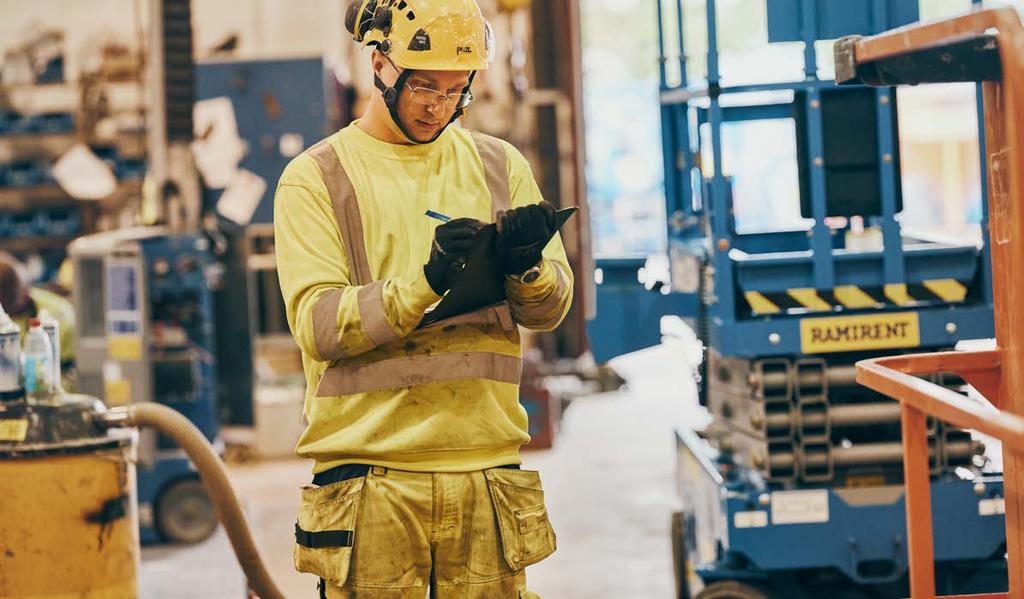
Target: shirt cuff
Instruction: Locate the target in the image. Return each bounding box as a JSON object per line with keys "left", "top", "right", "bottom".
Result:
{"left": 506, "top": 259, "right": 556, "bottom": 297}
{"left": 404, "top": 268, "right": 444, "bottom": 313}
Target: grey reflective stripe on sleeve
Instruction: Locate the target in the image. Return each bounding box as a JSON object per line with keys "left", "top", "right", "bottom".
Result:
{"left": 307, "top": 140, "right": 374, "bottom": 286}
{"left": 420, "top": 302, "right": 514, "bottom": 331}
{"left": 469, "top": 131, "right": 511, "bottom": 220}
{"left": 357, "top": 280, "right": 399, "bottom": 346}
{"left": 312, "top": 289, "right": 346, "bottom": 361}
{"left": 315, "top": 351, "right": 523, "bottom": 397}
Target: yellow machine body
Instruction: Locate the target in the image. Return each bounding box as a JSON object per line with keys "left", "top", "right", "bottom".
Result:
{"left": 0, "top": 435, "right": 139, "bottom": 599}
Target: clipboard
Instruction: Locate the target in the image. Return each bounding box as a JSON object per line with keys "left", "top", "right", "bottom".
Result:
{"left": 418, "top": 207, "right": 578, "bottom": 328}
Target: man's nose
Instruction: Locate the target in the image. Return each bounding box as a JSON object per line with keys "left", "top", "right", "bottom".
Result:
{"left": 427, "top": 99, "right": 447, "bottom": 119}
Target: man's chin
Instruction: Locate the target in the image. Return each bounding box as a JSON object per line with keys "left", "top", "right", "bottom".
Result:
{"left": 414, "top": 121, "right": 443, "bottom": 138}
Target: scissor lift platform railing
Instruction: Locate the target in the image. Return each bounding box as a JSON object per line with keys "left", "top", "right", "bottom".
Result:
{"left": 846, "top": 7, "right": 1024, "bottom": 599}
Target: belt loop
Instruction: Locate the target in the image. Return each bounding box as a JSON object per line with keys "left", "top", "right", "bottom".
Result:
{"left": 371, "top": 466, "right": 388, "bottom": 477}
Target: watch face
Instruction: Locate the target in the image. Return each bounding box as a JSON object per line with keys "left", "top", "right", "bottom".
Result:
{"left": 522, "top": 269, "right": 541, "bottom": 284}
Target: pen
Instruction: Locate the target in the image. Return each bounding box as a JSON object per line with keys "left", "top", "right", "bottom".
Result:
{"left": 425, "top": 210, "right": 452, "bottom": 223}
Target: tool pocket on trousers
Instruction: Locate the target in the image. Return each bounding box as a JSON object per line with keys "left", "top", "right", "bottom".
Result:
{"left": 485, "top": 468, "right": 557, "bottom": 571}
{"left": 294, "top": 477, "right": 365, "bottom": 587}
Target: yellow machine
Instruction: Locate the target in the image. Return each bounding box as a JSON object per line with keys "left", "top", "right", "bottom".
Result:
{"left": 0, "top": 394, "right": 285, "bottom": 599}
{"left": 0, "top": 397, "right": 138, "bottom": 598}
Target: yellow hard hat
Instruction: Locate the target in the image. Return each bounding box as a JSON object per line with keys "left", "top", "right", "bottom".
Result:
{"left": 345, "top": 0, "right": 495, "bottom": 71}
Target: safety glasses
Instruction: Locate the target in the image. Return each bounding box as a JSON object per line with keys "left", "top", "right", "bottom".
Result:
{"left": 384, "top": 57, "right": 474, "bottom": 110}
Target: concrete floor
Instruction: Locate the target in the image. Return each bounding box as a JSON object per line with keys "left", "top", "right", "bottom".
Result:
{"left": 140, "top": 342, "right": 700, "bottom": 598}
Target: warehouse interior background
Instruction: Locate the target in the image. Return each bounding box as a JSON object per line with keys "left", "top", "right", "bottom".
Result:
{"left": 4, "top": 0, "right": 1024, "bottom": 597}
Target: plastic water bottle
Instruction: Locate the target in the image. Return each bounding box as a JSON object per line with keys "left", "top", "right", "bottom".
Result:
{"left": 23, "top": 318, "right": 54, "bottom": 404}
{"left": 38, "top": 310, "right": 61, "bottom": 392}
{"left": 0, "top": 303, "right": 22, "bottom": 400}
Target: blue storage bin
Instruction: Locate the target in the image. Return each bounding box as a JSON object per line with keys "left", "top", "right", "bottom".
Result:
{"left": 34, "top": 209, "right": 79, "bottom": 236}
{"left": 6, "top": 113, "right": 34, "bottom": 134}
{"left": 91, "top": 145, "right": 119, "bottom": 173}
{"left": 0, "top": 112, "right": 18, "bottom": 135}
{"left": 5, "top": 160, "right": 44, "bottom": 187}
{"left": 34, "top": 112, "right": 74, "bottom": 134}
{"left": 117, "top": 158, "right": 146, "bottom": 180}
{"left": 9, "top": 213, "right": 37, "bottom": 237}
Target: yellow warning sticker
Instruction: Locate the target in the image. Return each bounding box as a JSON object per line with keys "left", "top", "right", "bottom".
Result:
{"left": 0, "top": 419, "right": 29, "bottom": 442}
{"left": 800, "top": 311, "right": 920, "bottom": 354}
{"left": 109, "top": 335, "right": 143, "bottom": 361}
{"left": 105, "top": 380, "right": 132, "bottom": 407}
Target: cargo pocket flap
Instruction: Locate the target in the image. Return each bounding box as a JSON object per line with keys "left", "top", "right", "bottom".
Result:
{"left": 485, "top": 469, "right": 557, "bottom": 571}
{"left": 293, "top": 477, "right": 364, "bottom": 587}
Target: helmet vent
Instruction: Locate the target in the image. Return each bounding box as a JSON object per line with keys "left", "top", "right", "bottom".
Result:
{"left": 407, "top": 11, "right": 416, "bottom": 20}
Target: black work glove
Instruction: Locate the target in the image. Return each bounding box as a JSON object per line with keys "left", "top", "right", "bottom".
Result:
{"left": 496, "top": 201, "right": 557, "bottom": 276}
{"left": 424, "top": 218, "right": 485, "bottom": 295}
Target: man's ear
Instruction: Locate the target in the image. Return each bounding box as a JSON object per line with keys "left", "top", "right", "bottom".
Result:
{"left": 371, "top": 49, "right": 386, "bottom": 79}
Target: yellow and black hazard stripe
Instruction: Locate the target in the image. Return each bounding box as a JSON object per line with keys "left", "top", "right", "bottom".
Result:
{"left": 744, "top": 279, "right": 970, "bottom": 315}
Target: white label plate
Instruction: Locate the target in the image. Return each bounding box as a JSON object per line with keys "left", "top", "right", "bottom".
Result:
{"left": 771, "top": 490, "right": 830, "bottom": 524}
{"left": 979, "top": 498, "right": 1006, "bottom": 516}
{"left": 734, "top": 511, "right": 769, "bottom": 529}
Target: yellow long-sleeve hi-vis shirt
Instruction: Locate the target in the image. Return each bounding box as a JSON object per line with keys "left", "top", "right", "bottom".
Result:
{"left": 274, "top": 122, "right": 573, "bottom": 474}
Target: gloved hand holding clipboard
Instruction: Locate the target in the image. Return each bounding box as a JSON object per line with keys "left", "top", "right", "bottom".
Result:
{"left": 419, "top": 206, "right": 578, "bottom": 328}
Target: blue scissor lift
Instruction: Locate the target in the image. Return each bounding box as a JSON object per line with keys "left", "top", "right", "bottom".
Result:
{"left": 649, "top": 1, "right": 1009, "bottom": 597}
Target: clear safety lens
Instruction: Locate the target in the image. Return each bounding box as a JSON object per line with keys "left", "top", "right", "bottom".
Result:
{"left": 483, "top": 20, "right": 496, "bottom": 66}
{"left": 406, "top": 85, "right": 474, "bottom": 109}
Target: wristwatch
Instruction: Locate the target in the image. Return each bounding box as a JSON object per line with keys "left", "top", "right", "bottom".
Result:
{"left": 510, "top": 265, "right": 542, "bottom": 285}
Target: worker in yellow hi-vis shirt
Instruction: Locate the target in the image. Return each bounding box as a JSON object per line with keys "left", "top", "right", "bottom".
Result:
{"left": 273, "top": 0, "right": 573, "bottom": 597}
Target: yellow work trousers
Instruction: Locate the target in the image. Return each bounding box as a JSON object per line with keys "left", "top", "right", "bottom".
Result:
{"left": 294, "top": 466, "right": 557, "bottom": 598}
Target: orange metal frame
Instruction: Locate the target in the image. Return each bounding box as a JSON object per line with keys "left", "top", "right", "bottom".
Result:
{"left": 854, "top": 7, "right": 1024, "bottom": 599}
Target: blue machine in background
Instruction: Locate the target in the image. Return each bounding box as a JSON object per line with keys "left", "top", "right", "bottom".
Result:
{"left": 587, "top": 0, "right": 1009, "bottom": 597}
{"left": 195, "top": 56, "right": 340, "bottom": 226}
{"left": 70, "top": 229, "right": 221, "bottom": 544}
{"left": 193, "top": 56, "right": 340, "bottom": 427}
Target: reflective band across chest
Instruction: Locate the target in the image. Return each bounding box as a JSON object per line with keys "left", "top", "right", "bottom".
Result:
{"left": 307, "top": 140, "right": 373, "bottom": 286}
{"left": 315, "top": 352, "right": 523, "bottom": 397}
{"left": 469, "top": 131, "right": 512, "bottom": 219}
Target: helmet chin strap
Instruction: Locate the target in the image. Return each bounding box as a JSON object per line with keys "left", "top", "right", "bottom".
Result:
{"left": 374, "top": 69, "right": 477, "bottom": 145}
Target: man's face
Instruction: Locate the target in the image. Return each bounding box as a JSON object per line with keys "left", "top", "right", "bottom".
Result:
{"left": 377, "top": 55, "right": 472, "bottom": 141}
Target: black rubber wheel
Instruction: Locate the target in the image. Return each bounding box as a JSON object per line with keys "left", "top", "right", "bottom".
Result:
{"left": 156, "top": 477, "right": 218, "bottom": 544}
{"left": 671, "top": 511, "right": 693, "bottom": 599}
{"left": 696, "top": 581, "right": 771, "bottom": 599}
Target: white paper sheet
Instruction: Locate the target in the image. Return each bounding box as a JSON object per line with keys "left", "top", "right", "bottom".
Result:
{"left": 216, "top": 169, "right": 266, "bottom": 226}
{"left": 51, "top": 144, "right": 118, "bottom": 200}
{"left": 191, "top": 97, "right": 248, "bottom": 189}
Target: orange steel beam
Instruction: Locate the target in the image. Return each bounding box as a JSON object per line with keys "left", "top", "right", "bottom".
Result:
{"left": 901, "top": 403, "right": 936, "bottom": 597}
{"left": 851, "top": 7, "right": 1024, "bottom": 599}
{"left": 862, "top": 349, "right": 1004, "bottom": 408}
{"left": 858, "top": 355, "right": 1024, "bottom": 454}
{"left": 853, "top": 7, "right": 1022, "bottom": 63}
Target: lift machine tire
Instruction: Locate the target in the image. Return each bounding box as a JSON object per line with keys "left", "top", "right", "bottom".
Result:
{"left": 696, "top": 581, "right": 772, "bottom": 599}
{"left": 155, "top": 475, "right": 218, "bottom": 544}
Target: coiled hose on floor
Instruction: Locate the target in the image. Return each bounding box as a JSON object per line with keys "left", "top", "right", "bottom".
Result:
{"left": 100, "top": 402, "right": 285, "bottom": 599}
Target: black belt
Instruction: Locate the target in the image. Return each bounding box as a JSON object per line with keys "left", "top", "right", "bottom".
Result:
{"left": 312, "top": 463, "right": 521, "bottom": 486}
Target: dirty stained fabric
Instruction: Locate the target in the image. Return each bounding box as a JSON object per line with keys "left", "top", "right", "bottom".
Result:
{"left": 297, "top": 467, "right": 553, "bottom": 598}
{"left": 274, "top": 122, "right": 574, "bottom": 474}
